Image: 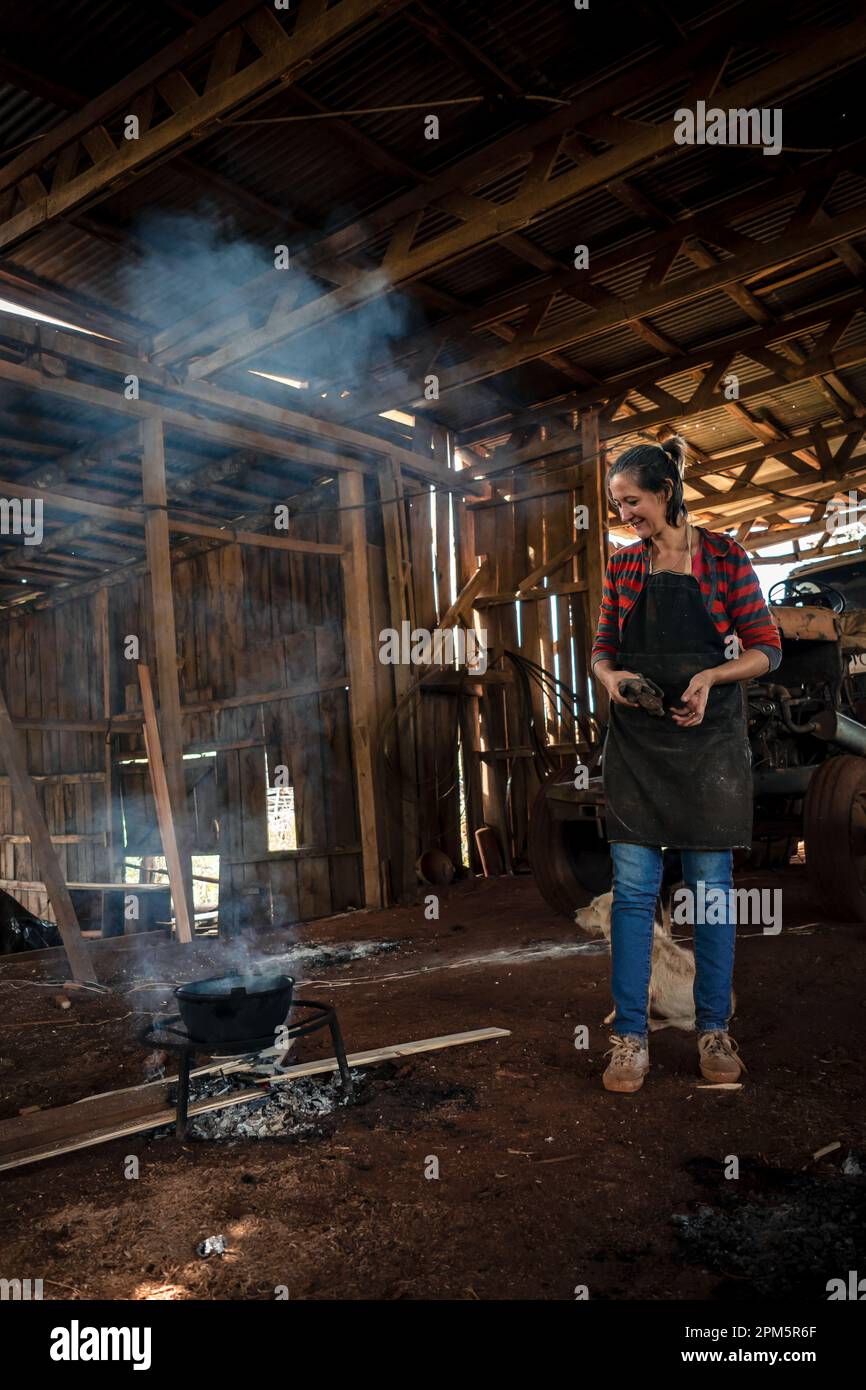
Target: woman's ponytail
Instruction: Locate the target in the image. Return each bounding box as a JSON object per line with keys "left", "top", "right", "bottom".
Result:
{"left": 660, "top": 434, "right": 687, "bottom": 477}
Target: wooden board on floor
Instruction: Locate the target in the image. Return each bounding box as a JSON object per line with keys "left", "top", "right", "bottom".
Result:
{"left": 0, "top": 927, "right": 170, "bottom": 975}
{"left": 0, "top": 1027, "right": 511, "bottom": 1171}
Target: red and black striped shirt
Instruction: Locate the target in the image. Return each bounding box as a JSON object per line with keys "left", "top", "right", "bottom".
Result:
{"left": 590, "top": 526, "right": 782, "bottom": 671}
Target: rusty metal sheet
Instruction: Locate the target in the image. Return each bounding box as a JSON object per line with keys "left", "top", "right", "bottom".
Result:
{"left": 772, "top": 605, "right": 840, "bottom": 642}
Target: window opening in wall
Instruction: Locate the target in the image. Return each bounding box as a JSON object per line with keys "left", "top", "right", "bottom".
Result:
{"left": 119, "top": 750, "right": 219, "bottom": 920}
{"left": 124, "top": 854, "right": 219, "bottom": 914}
{"left": 446, "top": 455, "right": 471, "bottom": 868}
{"left": 264, "top": 748, "right": 298, "bottom": 851}
{"left": 548, "top": 579, "right": 563, "bottom": 726}
{"left": 429, "top": 484, "right": 440, "bottom": 617}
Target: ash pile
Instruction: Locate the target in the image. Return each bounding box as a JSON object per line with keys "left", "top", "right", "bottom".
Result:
{"left": 292, "top": 940, "right": 400, "bottom": 967}
{"left": 250, "top": 939, "right": 402, "bottom": 971}
{"left": 184, "top": 1070, "right": 362, "bottom": 1142}
{"left": 673, "top": 1156, "right": 866, "bottom": 1298}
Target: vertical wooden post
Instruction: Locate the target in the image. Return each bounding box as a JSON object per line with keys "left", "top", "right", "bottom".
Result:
{"left": 94, "top": 586, "right": 116, "bottom": 882}
{"left": 137, "top": 664, "right": 193, "bottom": 943}
{"left": 0, "top": 682, "right": 94, "bottom": 981}
{"left": 582, "top": 408, "right": 609, "bottom": 718}
{"left": 408, "top": 423, "right": 438, "bottom": 856}
{"left": 339, "top": 469, "right": 383, "bottom": 909}
{"left": 380, "top": 459, "right": 419, "bottom": 900}
{"left": 141, "top": 416, "right": 195, "bottom": 931}
{"left": 454, "top": 504, "right": 485, "bottom": 870}
{"left": 430, "top": 425, "right": 463, "bottom": 868}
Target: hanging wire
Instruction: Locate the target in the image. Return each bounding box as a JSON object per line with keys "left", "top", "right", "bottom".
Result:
{"left": 219, "top": 94, "right": 570, "bottom": 126}
{"left": 375, "top": 660, "right": 467, "bottom": 829}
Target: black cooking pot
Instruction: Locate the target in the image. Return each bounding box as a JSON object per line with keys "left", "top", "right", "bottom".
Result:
{"left": 175, "top": 972, "right": 294, "bottom": 1046}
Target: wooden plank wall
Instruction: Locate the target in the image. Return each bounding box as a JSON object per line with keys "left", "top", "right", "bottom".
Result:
{"left": 458, "top": 424, "right": 608, "bottom": 867}
{"left": 0, "top": 485, "right": 365, "bottom": 930}
{"left": 0, "top": 594, "right": 110, "bottom": 919}
{"left": 113, "top": 495, "right": 364, "bottom": 933}
{"left": 0, "top": 422, "right": 608, "bottom": 924}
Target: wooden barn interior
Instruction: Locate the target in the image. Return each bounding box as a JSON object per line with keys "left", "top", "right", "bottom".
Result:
{"left": 0, "top": 0, "right": 865, "bottom": 1306}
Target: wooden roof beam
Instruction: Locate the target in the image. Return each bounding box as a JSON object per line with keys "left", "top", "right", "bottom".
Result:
{"left": 0, "top": 478, "right": 336, "bottom": 615}
{"left": 0, "top": 471, "right": 344, "bottom": 554}
{"left": 0, "top": 0, "right": 411, "bottom": 253}
{"left": 695, "top": 472, "right": 866, "bottom": 534}
{"left": 469, "top": 293, "right": 863, "bottom": 454}
{"left": 414, "top": 199, "right": 866, "bottom": 425}
{"left": 182, "top": 11, "right": 866, "bottom": 381}
{"left": 336, "top": 140, "right": 866, "bottom": 429}
{"left": 0, "top": 319, "right": 483, "bottom": 493}
{"left": 473, "top": 285, "right": 866, "bottom": 476}
{"left": 158, "top": 1, "right": 769, "bottom": 370}
{"left": 0, "top": 443, "right": 262, "bottom": 578}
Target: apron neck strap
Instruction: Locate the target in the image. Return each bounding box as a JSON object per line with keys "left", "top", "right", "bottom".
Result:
{"left": 650, "top": 523, "right": 692, "bottom": 576}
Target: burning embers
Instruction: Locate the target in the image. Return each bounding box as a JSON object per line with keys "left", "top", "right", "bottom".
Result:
{"left": 179, "top": 1070, "right": 358, "bottom": 1142}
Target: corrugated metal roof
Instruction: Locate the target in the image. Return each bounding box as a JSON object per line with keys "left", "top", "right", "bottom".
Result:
{"left": 651, "top": 290, "right": 752, "bottom": 344}
{"left": 0, "top": 84, "right": 64, "bottom": 161}
{"left": 571, "top": 326, "right": 662, "bottom": 380}
{"left": 835, "top": 308, "right": 866, "bottom": 352}
{"left": 19, "top": 0, "right": 177, "bottom": 71}
{"left": 761, "top": 262, "right": 856, "bottom": 317}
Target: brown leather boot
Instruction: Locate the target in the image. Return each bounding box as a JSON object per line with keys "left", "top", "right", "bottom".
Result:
{"left": 602, "top": 1034, "right": 649, "bottom": 1093}
{"left": 698, "top": 1030, "right": 747, "bottom": 1083}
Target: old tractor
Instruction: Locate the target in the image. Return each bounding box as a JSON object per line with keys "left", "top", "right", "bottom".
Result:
{"left": 529, "top": 573, "right": 866, "bottom": 922}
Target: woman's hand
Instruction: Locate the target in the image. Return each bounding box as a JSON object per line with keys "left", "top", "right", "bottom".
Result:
{"left": 601, "top": 667, "right": 646, "bottom": 707}
{"left": 671, "top": 668, "right": 717, "bottom": 727}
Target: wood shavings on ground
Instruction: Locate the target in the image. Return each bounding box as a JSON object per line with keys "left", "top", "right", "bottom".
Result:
{"left": 812, "top": 1141, "right": 842, "bottom": 1161}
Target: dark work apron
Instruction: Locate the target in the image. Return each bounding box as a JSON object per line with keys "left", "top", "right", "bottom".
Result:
{"left": 602, "top": 564, "right": 753, "bottom": 849}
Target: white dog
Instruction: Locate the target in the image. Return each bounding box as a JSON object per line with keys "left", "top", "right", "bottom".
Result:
{"left": 575, "top": 890, "right": 735, "bottom": 1032}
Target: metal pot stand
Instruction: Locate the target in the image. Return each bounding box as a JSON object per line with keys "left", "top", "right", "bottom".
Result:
{"left": 140, "top": 998, "right": 353, "bottom": 1141}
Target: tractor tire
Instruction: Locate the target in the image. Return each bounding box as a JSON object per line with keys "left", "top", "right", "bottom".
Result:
{"left": 528, "top": 768, "right": 613, "bottom": 918}
{"left": 803, "top": 753, "right": 866, "bottom": 921}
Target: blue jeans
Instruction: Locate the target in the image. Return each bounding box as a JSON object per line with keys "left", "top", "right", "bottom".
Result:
{"left": 609, "top": 841, "right": 736, "bottom": 1039}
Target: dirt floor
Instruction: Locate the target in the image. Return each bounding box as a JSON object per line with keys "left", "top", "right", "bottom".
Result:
{"left": 0, "top": 864, "right": 864, "bottom": 1301}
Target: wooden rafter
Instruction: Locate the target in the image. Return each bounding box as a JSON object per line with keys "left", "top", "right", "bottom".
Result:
{"left": 0, "top": 312, "right": 485, "bottom": 495}
{"left": 154, "top": 9, "right": 748, "bottom": 366}
{"left": 0, "top": 0, "right": 411, "bottom": 253}
{"left": 168, "top": 5, "right": 866, "bottom": 381}
{"left": 476, "top": 289, "right": 866, "bottom": 479}
{"left": 437, "top": 199, "right": 866, "bottom": 439}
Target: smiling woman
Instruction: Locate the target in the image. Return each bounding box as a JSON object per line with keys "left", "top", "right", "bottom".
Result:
{"left": 607, "top": 436, "right": 690, "bottom": 539}
{"left": 589, "top": 437, "right": 782, "bottom": 1095}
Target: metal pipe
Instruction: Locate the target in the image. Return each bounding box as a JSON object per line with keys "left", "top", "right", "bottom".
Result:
{"left": 765, "top": 684, "right": 818, "bottom": 735}
{"left": 753, "top": 766, "right": 817, "bottom": 795}
{"left": 811, "top": 708, "right": 866, "bottom": 755}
